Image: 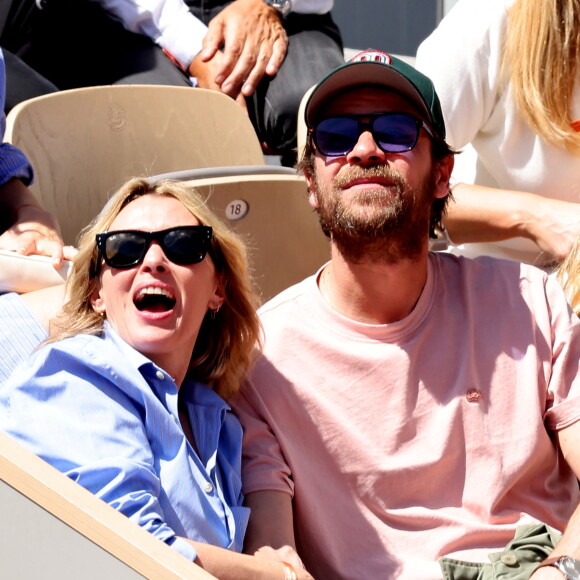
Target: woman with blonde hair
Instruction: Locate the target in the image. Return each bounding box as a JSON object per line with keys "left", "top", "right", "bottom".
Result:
{"left": 0, "top": 177, "right": 311, "bottom": 580}
{"left": 416, "top": 0, "right": 580, "bottom": 267}
{"left": 558, "top": 235, "right": 580, "bottom": 317}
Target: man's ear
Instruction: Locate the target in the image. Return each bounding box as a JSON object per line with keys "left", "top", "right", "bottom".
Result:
{"left": 433, "top": 154, "right": 454, "bottom": 199}
{"left": 305, "top": 172, "right": 319, "bottom": 209}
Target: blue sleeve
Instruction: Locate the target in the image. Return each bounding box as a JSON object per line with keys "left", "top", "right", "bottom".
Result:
{"left": 0, "top": 340, "right": 196, "bottom": 560}
{"left": 0, "top": 48, "right": 34, "bottom": 186}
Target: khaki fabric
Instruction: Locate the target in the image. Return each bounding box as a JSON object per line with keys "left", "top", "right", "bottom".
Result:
{"left": 439, "top": 524, "right": 561, "bottom": 580}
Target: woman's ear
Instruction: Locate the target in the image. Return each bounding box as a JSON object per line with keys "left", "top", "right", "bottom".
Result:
{"left": 208, "top": 278, "right": 225, "bottom": 311}
{"left": 90, "top": 286, "right": 106, "bottom": 314}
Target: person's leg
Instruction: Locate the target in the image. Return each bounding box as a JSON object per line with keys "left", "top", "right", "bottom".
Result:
{"left": 0, "top": 0, "right": 59, "bottom": 113}
{"left": 3, "top": 48, "right": 58, "bottom": 113}
{"left": 246, "top": 12, "right": 344, "bottom": 165}
{"left": 23, "top": 0, "right": 190, "bottom": 89}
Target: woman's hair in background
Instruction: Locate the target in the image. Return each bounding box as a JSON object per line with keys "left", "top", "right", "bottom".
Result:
{"left": 50, "top": 177, "right": 262, "bottom": 399}
{"left": 557, "top": 235, "right": 580, "bottom": 317}
{"left": 504, "top": 0, "right": 580, "bottom": 154}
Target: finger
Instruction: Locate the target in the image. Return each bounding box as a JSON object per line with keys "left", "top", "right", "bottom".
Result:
{"left": 215, "top": 30, "right": 247, "bottom": 87}
{"left": 200, "top": 19, "right": 226, "bottom": 62}
{"left": 235, "top": 92, "right": 249, "bottom": 113}
{"left": 264, "top": 35, "right": 288, "bottom": 76}
{"left": 33, "top": 238, "right": 66, "bottom": 267}
{"left": 241, "top": 54, "right": 270, "bottom": 97}
{"left": 224, "top": 48, "right": 265, "bottom": 96}
{"left": 62, "top": 245, "right": 79, "bottom": 261}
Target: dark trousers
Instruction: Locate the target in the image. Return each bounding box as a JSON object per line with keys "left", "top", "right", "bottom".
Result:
{"left": 0, "top": 0, "right": 58, "bottom": 113}
{"left": 18, "top": 0, "right": 344, "bottom": 159}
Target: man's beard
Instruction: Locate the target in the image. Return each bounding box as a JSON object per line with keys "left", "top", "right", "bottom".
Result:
{"left": 313, "top": 164, "right": 436, "bottom": 264}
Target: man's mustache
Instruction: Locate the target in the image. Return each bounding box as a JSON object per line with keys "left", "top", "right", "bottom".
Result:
{"left": 333, "top": 165, "right": 406, "bottom": 190}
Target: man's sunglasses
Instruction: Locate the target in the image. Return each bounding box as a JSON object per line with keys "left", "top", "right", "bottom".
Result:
{"left": 96, "top": 226, "right": 213, "bottom": 269}
{"left": 309, "top": 112, "right": 434, "bottom": 157}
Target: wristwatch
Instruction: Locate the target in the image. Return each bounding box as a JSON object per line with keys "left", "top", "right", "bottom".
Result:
{"left": 264, "top": 0, "right": 293, "bottom": 18}
{"left": 536, "top": 556, "right": 580, "bottom": 579}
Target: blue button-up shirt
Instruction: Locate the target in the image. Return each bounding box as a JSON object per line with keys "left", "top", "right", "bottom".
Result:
{"left": 0, "top": 323, "right": 249, "bottom": 560}
{"left": 0, "top": 48, "right": 34, "bottom": 187}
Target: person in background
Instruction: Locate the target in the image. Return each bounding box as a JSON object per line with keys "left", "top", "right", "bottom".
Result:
{"left": 0, "top": 177, "right": 312, "bottom": 580}
{"left": 231, "top": 50, "right": 580, "bottom": 579}
{"left": 0, "top": 1, "right": 59, "bottom": 112}
{"left": 0, "top": 47, "right": 70, "bottom": 264}
{"left": 14, "top": 0, "right": 344, "bottom": 165}
{"left": 415, "top": 0, "right": 580, "bottom": 267}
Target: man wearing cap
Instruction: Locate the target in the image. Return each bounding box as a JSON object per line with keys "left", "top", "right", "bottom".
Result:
{"left": 231, "top": 50, "right": 580, "bottom": 579}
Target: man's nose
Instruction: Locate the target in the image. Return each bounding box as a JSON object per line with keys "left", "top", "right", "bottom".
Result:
{"left": 346, "top": 130, "right": 387, "bottom": 165}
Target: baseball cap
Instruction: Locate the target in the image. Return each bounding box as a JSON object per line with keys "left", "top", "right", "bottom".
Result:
{"left": 304, "top": 49, "right": 446, "bottom": 140}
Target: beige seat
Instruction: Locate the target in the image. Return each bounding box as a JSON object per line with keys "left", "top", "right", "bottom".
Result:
{"left": 3, "top": 85, "right": 329, "bottom": 299}
{"left": 5, "top": 85, "right": 264, "bottom": 247}
{"left": 0, "top": 431, "right": 216, "bottom": 579}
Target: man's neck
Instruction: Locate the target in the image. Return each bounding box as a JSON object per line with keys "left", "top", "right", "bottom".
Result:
{"left": 319, "top": 245, "right": 430, "bottom": 325}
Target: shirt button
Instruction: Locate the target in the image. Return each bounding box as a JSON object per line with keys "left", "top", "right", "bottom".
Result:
{"left": 156, "top": 370, "right": 165, "bottom": 380}
{"left": 500, "top": 554, "right": 518, "bottom": 566}
{"left": 204, "top": 482, "right": 214, "bottom": 494}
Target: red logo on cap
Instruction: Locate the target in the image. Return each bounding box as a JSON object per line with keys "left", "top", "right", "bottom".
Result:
{"left": 351, "top": 50, "right": 392, "bottom": 65}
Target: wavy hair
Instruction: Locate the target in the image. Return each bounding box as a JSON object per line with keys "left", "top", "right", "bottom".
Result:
{"left": 557, "top": 236, "right": 580, "bottom": 317}
{"left": 504, "top": 0, "right": 580, "bottom": 154}
{"left": 50, "top": 177, "right": 262, "bottom": 399}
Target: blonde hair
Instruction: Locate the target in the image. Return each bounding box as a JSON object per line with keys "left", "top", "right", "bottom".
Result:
{"left": 503, "top": 0, "right": 580, "bottom": 154}
{"left": 51, "top": 177, "right": 262, "bottom": 399}
{"left": 557, "top": 236, "right": 580, "bottom": 317}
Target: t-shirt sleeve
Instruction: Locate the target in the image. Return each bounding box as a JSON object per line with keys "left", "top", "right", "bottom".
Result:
{"left": 542, "top": 275, "right": 580, "bottom": 431}
{"left": 230, "top": 381, "right": 295, "bottom": 497}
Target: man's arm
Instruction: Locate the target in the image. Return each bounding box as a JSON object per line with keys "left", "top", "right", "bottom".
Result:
{"left": 243, "top": 490, "right": 305, "bottom": 569}
{"left": 530, "top": 421, "right": 580, "bottom": 578}
{"left": 91, "top": 0, "right": 208, "bottom": 72}
{"left": 445, "top": 183, "right": 580, "bottom": 263}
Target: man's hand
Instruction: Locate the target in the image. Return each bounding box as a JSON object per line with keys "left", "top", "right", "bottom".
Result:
{"left": 253, "top": 546, "right": 315, "bottom": 579}
{"left": 0, "top": 204, "right": 77, "bottom": 267}
{"left": 189, "top": 50, "right": 248, "bottom": 110}
{"left": 194, "top": 0, "right": 288, "bottom": 99}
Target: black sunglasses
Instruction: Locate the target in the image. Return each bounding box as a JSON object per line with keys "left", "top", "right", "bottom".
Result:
{"left": 96, "top": 226, "right": 213, "bottom": 269}
{"left": 310, "top": 112, "right": 434, "bottom": 157}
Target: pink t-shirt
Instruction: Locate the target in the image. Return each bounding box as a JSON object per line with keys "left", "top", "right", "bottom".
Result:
{"left": 233, "top": 253, "right": 580, "bottom": 580}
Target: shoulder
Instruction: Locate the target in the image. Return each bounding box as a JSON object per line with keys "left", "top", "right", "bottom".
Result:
{"left": 417, "top": 0, "right": 512, "bottom": 70}
{"left": 8, "top": 330, "right": 146, "bottom": 394}
{"left": 433, "top": 252, "right": 564, "bottom": 312}
{"left": 420, "top": 0, "right": 511, "bottom": 42}
{"left": 258, "top": 273, "right": 318, "bottom": 322}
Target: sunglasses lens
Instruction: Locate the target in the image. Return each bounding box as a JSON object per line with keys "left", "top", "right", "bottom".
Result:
{"left": 313, "top": 114, "right": 422, "bottom": 156}
{"left": 314, "top": 117, "right": 359, "bottom": 156}
{"left": 103, "top": 232, "right": 147, "bottom": 268}
{"left": 373, "top": 114, "right": 419, "bottom": 152}
{"left": 163, "top": 228, "right": 208, "bottom": 265}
